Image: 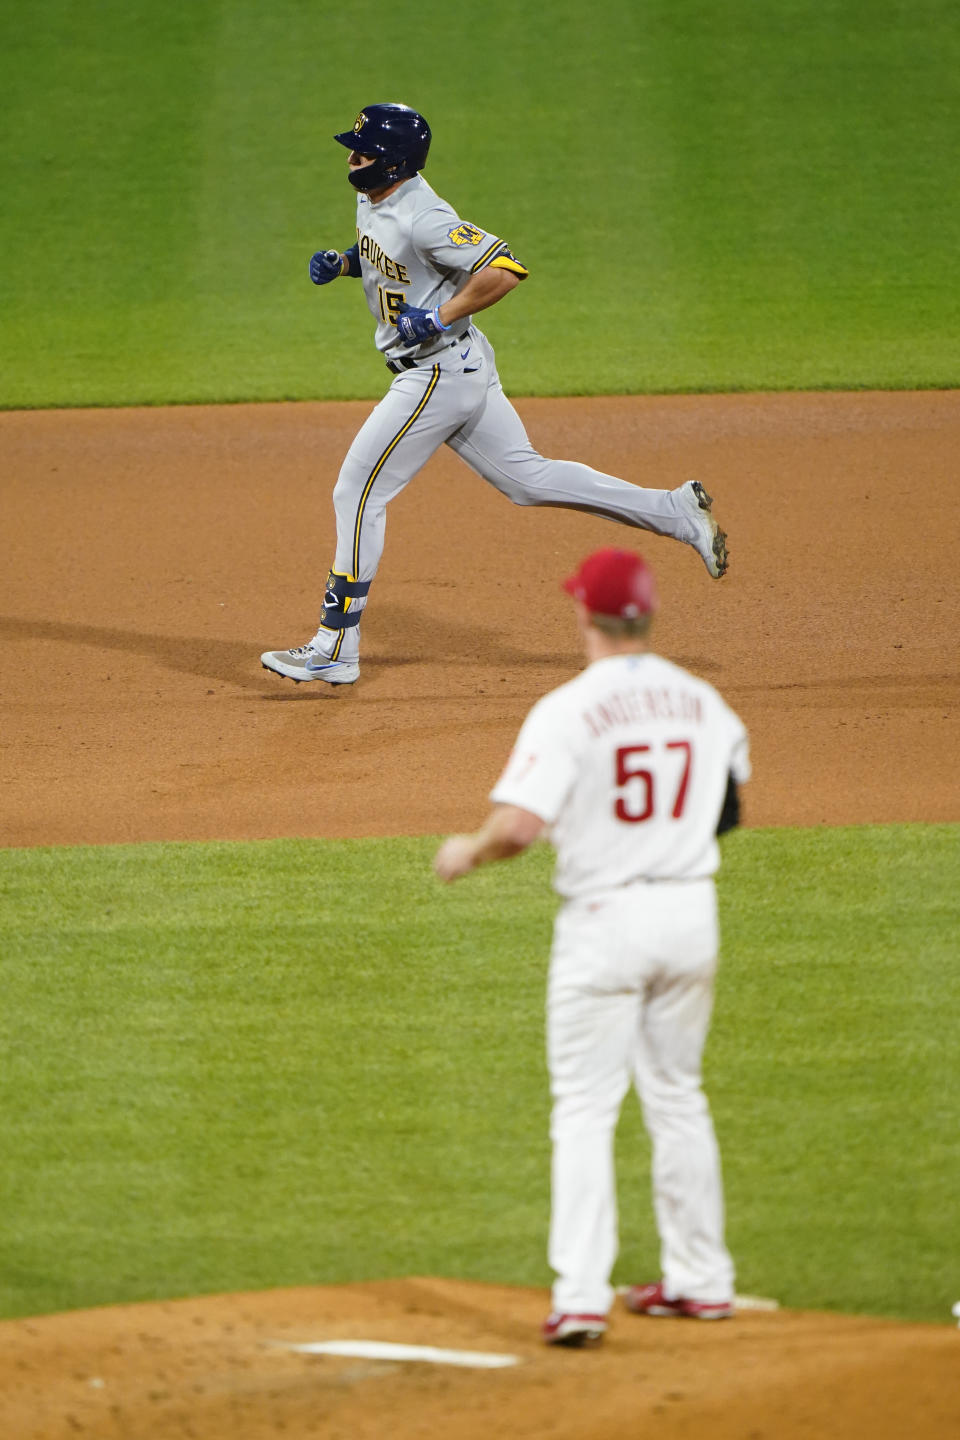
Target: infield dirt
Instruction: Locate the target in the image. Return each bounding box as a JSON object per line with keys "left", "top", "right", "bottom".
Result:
{"left": 3, "top": 1278, "right": 960, "bottom": 1440}
{"left": 2, "top": 391, "right": 958, "bottom": 1437}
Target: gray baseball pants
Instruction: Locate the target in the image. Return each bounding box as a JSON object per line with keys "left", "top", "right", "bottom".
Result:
{"left": 319, "top": 327, "right": 688, "bottom": 661}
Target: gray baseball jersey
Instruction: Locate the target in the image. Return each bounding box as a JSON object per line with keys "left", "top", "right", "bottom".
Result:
{"left": 353, "top": 175, "right": 526, "bottom": 359}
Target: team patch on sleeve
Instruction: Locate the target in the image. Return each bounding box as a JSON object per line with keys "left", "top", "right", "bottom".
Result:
{"left": 447, "top": 222, "right": 485, "bottom": 246}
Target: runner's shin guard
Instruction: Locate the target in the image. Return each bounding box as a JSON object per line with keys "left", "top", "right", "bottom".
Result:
{"left": 319, "top": 569, "right": 371, "bottom": 631}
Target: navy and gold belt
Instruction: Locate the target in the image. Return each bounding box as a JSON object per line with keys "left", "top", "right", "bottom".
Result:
{"left": 385, "top": 332, "right": 469, "bottom": 374}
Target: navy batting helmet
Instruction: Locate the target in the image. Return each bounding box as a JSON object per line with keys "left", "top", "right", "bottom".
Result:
{"left": 334, "top": 103, "right": 431, "bottom": 191}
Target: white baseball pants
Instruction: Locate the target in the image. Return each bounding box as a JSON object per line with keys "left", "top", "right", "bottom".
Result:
{"left": 547, "top": 878, "right": 734, "bottom": 1317}
{"left": 318, "top": 329, "right": 693, "bottom": 660}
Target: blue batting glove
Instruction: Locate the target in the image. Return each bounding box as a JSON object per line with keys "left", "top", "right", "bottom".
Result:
{"left": 396, "top": 303, "right": 449, "bottom": 344}
{"left": 309, "top": 249, "right": 344, "bottom": 285}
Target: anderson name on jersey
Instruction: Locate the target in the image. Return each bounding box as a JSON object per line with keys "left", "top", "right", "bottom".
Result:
{"left": 354, "top": 174, "right": 528, "bottom": 358}
{"left": 490, "top": 652, "right": 751, "bottom": 899}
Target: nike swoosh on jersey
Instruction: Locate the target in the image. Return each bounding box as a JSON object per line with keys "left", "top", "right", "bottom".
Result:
{"left": 461, "top": 347, "right": 470, "bottom": 359}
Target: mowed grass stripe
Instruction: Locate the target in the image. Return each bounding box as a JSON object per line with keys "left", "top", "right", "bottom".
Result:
{"left": 2, "top": 0, "right": 959, "bottom": 406}
{"left": 0, "top": 825, "right": 957, "bottom": 1323}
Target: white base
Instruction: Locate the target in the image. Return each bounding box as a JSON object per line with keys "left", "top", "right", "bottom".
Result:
{"left": 273, "top": 1339, "right": 520, "bottom": 1368}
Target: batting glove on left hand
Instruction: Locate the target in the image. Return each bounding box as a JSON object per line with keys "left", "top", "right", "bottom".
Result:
{"left": 309, "top": 249, "right": 344, "bottom": 285}
{"left": 396, "top": 303, "right": 449, "bottom": 344}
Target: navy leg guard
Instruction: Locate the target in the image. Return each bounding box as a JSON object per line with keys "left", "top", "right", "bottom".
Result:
{"left": 320, "top": 570, "right": 371, "bottom": 630}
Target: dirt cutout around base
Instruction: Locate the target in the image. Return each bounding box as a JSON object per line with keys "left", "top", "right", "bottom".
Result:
{"left": 2, "top": 1279, "right": 959, "bottom": 1440}
{"left": 2, "top": 392, "right": 959, "bottom": 1437}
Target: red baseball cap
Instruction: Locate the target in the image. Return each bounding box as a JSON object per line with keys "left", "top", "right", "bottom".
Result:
{"left": 562, "top": 548, "right": 658, "bottom": 619}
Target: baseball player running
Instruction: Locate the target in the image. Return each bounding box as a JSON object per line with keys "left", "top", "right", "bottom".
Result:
{"left": 261, "top": 104, "right": 728, "bottom": 687}
{"left": 434, "top": 547, "right": 750, "bottom": 1346}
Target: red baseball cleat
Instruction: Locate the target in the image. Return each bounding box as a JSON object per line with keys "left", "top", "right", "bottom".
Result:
{"left": 542, "top": 1311, "right": 608, "bottom": 1346}
{"left": 624, "top": 1282, "right": 733, "bottom": 1320}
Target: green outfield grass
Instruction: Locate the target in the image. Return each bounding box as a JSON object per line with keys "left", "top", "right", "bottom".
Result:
{"left": 2, "top": 0, "right": 958, "bottom": 407}
{"left": 1, "top": 824, "right": 957, "bottom": 1324}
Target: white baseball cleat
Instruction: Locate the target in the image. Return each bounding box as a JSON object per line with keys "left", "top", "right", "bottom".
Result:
{"left": 260, "top": 643, "right": 359, "bottom": 685}
{"left": 624, "top": 1281, "right": 733, "bottom": 1320}
{"left": 541, "top": 1312, "right": 607, "bottom": 1347}
{"left": 676, "top": 479, "right": 729, "bottom": 578}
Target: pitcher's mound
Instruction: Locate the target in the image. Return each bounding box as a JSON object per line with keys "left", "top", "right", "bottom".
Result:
{"left": 2, "top": 1277, "right": 958, "bottom": 1439}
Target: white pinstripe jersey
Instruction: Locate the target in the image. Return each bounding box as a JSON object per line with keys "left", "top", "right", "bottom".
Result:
{"left": 490, "top": 652, "right": 751, "bottom": 900}
{"left": 353, "top": 175, "right": 527, "bottom": 359}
